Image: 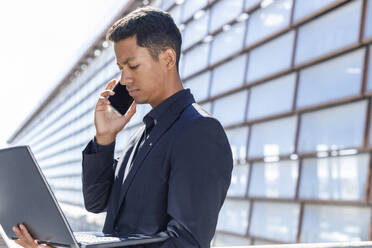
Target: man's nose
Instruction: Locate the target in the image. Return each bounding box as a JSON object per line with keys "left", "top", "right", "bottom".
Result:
{"left": 121, "top": 68, "right": 133, "bottom": 85}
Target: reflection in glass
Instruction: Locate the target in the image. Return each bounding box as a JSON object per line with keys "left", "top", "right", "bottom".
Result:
{"left": 295, "top": 0, "right": 362, "bottom": 65}
{"left": 184, "top": 71, "right": 211, "bottom": 102}
{"left": 365, "top": 0, "right": 372, "bottom": 38}
{"left": 300, "top": 153, "right": 369, "bottom": 201}
{"left": 211, "top": 54, "right": 247, "bottom": 97}
{"left": 200, "top": 102, "right": 212, "bottom": 114}
{"left": 182, "top": 0, "right": 208, "bottom": 22}
{"left": 225, "top": 126, "right": 249, "bottom": 163}
{"left": 210, "top": 21, "right": 246, "bottom": 64}
{"left": 216, "top": 199, "right": 250, "bottom": 235}
{"left": 227, "top": 164, "right": 249, "bottom": 197}
{"left": 298, "top": 100, "right": 367, "bottom": 153}
{"left": 293, "top": 0, "right": 337, "bottom": 21}
{"left": 249, "top": 160, "right": 298, "bottom": 198}
{"left": 183, "top": 42, "right": 210, "bottom": 78}
{"left": 210, "top": 0, "right": 244, "bottom": 33}
{"left": 246, "top": 0, "right": 292, "bottom": 46}
{"left": 213, "top": 90, "right": 248, "bottom": 126}
{"left": 301, "top": 204, "right": 371, "bottom": 242}
{"left": 213, "top": 233, "right": 251, "bottom": 246}
{"left": 297, "top": 48, "right": 365, "bottom": 108}
{"left": 250, "top": 201, "right": 300, "bottom": 242}
{"left": 247, "top": 73, "right": 295, "bottom": 120}
{"left": 169, "top": 4, "right": 182, "bottom": 25}
{"left": 246, "top": 31, "right": 294, "bottom": 82}
{"left": 248, "top": 116, "right": 297, "bottom": 158}
{"left": 183, "top": 11, "right": 209, "bottom": 49}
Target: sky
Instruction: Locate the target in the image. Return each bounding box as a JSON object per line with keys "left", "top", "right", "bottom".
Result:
{"left": 0, "top": 0, "right": 130, "bottom": 148}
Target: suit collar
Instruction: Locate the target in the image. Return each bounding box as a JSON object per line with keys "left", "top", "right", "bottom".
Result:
{"left": 144, "top": 89, "right": 194, "bottom": 124}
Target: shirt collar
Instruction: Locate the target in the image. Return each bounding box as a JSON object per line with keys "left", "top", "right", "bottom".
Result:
{"left": 143, "top": 89, "right": 194, "bottom": 126}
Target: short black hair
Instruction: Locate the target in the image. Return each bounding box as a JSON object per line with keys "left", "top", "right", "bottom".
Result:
{"left": 106, "top": 6, "right": 182, "bottom": 70}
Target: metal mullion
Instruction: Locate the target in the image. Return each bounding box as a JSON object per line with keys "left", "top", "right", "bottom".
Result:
{"left": 296, "top": 202, "right": 305, "bottom": 243}
{"left": 364, "top": 98, "right": 372, "bottom": 150}
{"left": 294, "top": 158, "right": 303, "bottom": 199}
{"left": 246, "top": 200, "right": 254, "bottom": 238}
{"left": 363, "top": 45, "right": 371, "bottom": 95}
{"left": 359, "top": 0, "right": 368, "bottom": 43}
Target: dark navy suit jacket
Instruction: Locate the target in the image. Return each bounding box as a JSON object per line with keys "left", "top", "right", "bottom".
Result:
{"left": 82, "top": 89, "right": 233, "bottom": 247}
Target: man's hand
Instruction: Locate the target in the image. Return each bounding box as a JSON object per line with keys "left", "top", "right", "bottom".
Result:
{"left": 95, "top": 79, "right": 137, "bottom": 145}
{"left": 12, "top": 224, "right": 52, "bottom": 248}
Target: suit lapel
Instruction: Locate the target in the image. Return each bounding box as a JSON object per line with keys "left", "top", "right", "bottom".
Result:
{"left": 115, "top": 112, "right": 180, "bottom": 216}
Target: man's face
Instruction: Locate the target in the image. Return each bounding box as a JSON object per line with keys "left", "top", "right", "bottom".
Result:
{"left": 114, "top": 36, "right": 168, "bottom": 108}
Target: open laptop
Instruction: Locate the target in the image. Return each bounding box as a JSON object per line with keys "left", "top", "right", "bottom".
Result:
{"left": 0, "top": 146, "right": 168, "bottom": 247}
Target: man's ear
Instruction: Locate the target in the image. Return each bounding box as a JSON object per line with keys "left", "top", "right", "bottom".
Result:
{"left": 159, "top": 47, "right": 177, "bottom": 70}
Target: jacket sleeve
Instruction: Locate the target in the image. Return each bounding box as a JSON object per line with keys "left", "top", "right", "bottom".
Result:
{"left": 159, "top": 117, "right": 233, "bottom": 248}
{"left": 82, "top": 138, "right": 117, "bottom": 214}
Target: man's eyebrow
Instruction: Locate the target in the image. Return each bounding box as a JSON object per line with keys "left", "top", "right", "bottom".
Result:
{"left": 117, "top": 57, "right": 135, "bottom": 66}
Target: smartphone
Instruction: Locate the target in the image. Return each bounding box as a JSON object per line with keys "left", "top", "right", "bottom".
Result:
{"left": 108, "top": 81, "right": 134, "bottom": 115}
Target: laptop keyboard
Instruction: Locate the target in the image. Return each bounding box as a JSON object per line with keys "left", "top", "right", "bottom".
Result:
{"left": 75, "top": 233, "right": 121, "bottom": 244}
{"left": 74, "top": 232, "right": 153, "bottom": 244}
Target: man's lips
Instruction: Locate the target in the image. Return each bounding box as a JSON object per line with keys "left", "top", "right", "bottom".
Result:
{"left": 128, "top": 89, "right": 139, "bottom": 96}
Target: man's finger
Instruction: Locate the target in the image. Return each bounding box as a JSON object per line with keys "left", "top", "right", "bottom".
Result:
{"left": 14, "top": 238, "right": 27, "bottom": 247}
{"left": 20, "top": 224, "right": 35, "bottom": 243}
{"left": 100, "top": 89, "right": 115, "bottom": 98}
{"left": 105, "top": 79, "right": 117, "bottom": 90}
{"left": 13, "top": 226, "right": 25, "bottom": 240}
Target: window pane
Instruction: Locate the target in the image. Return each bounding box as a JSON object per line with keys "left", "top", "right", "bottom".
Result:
{"left": 249, "top": 160, "right": 298, "bottom": 198}
{"left": 211, "top": 54, "right": 247, "bottom": 97}
{"left": 294, "top": 0, "right": 337, "bottom": 21}
{"left": 227, "top": 164, "right": 249, "bottom": 197}
{"left": 365, "top": 0, "right": 372, "bottom": 38}
{"left": 301, "top": 204, "right": 371, "bottom": 242}
{"left": 182, "top": 0, "right": 208, "bottom": 22}
{"left": 213, "top": 90, "right": 248, "bottom": 126}
{"left": 245, "top": 0, "right": 260, "bottom": 10}
{"left": 210, "top": 21, "right": 246, "bottom": 65}
{"left": 295, "top": 0, "right": 362, "bottom": 65}
{"left": 246, "top": 0, "right": 292, "bottom": 46}
{"left": 250, "top": 201, "right": 300, "bottom": 242}
{"left": 247, "top": 73, "right": 295, "bottom": 120}
{"left": 300, "top": 153, "right": 369, "bottom": 201}
{"left": 200, "top": 101, "right": 212, "bottom": 113}
{"left": 367, "top": 45, "right": 372, "bottom": 91}
{"left": 216, "top": 199, "right": 250, "bottom": 235}
{"left": 246, "top": 31, "right": 294, "bottom": 82}
{"left": 297, "top": 48, "right": 365, "bottom": 108}
{"left": 225, "top": 126, "right": 249, "bottom": 163}
{"left": 183, "top": 42, "right": 210, "bottom": 78}
{"left": 248, "top": 116, "right": 297, "bottom": 158}
{"left": 169, "top": 4, "right": 182, "bottom": 25}
{"left": 183, "top": 11, "right": 209, "bottom": 49}
{"left": 298, "top": 100, "right": 367, "bottom": 153}
{"left": 184, "top": 71, "right": 210, "bottom": 102}
{"left": 213, "top": 233, "right": 251, "bottom": 246}
{"left": 210, "top": 0, "right": 244, "bottom": 33}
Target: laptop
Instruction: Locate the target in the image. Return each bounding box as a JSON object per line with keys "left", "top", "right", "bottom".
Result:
{"left": 0, "top": 146, "right": 168, "bottom": 247}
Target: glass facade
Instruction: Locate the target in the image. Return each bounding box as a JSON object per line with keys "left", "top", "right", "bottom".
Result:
{"left": 7, "top": 0, "right": 372, "bottom": 246}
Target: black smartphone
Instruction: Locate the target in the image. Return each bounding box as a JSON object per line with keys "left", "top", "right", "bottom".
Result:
{"left": 108, "top": 81, "right": 134, "bottom": 115}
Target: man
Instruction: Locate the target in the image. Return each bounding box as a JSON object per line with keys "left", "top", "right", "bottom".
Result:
{"left": 13, "top": 6, "right": 233, "bottom": 248}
